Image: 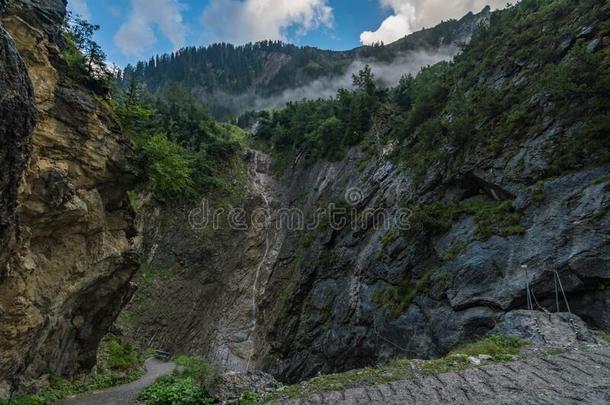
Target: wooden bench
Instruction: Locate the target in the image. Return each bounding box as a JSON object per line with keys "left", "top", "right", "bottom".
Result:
{"left": 154, "top": 350, "right": 171, "bottom": 361}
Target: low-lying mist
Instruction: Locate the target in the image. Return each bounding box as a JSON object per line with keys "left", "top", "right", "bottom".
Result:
{"left": 204, "top": 46, "right": 459, "bottom": 117}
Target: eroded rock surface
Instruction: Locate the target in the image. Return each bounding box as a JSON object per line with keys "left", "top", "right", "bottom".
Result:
{"left": 275, "top": 345, "right": 610, "bottom": 404}
{"left": 0, "top": 0, "right": 139, "bottom": 396}
{"left": 119, "top": 150, "right": 285, "bottom": 372}
{"left": 0, "top": 0, "right": 36, "bottom": 280}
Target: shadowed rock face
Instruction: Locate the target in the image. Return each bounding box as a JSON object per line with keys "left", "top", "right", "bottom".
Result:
{"left": 0, "top": 1, "right": 36, "bottom": 280}
{"left": 249, "top": 153, "right": 608, "bottom": 383}
{"left": 117, "top": 151, "right": 284, "bottom": 373}
{"left": 0, "top": 0, "right": 140, "bottom": 397}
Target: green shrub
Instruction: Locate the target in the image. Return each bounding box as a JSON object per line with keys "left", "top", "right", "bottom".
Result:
{"left": 99, "top": 334, "right": 141, "bottom": 371}
{"left": 372, "top": 285, "right": 417, "bottom": 319}
{"left": 3, "top": 334, "right": 144, "bottom": 404}
{"left": 174, "top": 356, "right": 221, "bottom": 392}
{"left": 409, "top": 202, "right": 462, "bottom": 234}
{"left": 531, "top": 181, "right": 546, "bottom": 203}
{"left": 409, "top": 198, "right": 524, "bottom": 240}
{"left": 139, "top": 375, "right": 214, "bottom": 405}
{"left": 238, "top": 391, "right": 261, "bottom": 405}
{"left": 372, "top": 272, "right": 432, "bottom": 318}
{"left": 139, "top": 356, "right": 220, "bottom": 405}
{"left": 141, "top": 133, "right": 194, "bottom": 199}
{"left": 62, "top": 15, "right": 111, "bottom": 91}
{"left": 6, "top": 364, "right": 143, "bottom": 405}
{"left": 63, "top": 33, "right": 88, "bottom": 80}
{"left": 444, "top": 242, "right": 467, "bottom": 262}
{"left": 461, "top": 198, "right": 525, "bottom": 240}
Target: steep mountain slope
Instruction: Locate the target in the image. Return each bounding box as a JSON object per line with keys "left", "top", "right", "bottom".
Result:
{"left": 253, "top": 0, "right": 610, "bottom": 381}
{"left": 119, "top": 7, "right": 490, "bottom": 119}
{"left": 0, "top": 0, "right": 140, "bottom": 398}
{"left": 120, "top": 0, "right": 610, "bottom": 386}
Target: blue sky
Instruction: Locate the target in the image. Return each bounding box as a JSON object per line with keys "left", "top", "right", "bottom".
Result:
{"left": 68, "top": 0, "right": 505, "bottom": 68}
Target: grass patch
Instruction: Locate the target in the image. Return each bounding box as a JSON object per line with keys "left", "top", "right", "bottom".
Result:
{"left": 372, "top": 272, "right": 432, "bottom": 318}
{"left": 444, "top": 242, "right": 467, "bottom": 262}
{"left": 266, "top": 360, "right": 416, "bottom": 402}
{"left": 409, "top": 197, "right": 525, "bottom": 240}
{"left": 531, "top": 181, "right": 546, "bottom": 203}
{"left": 461, "top": 198, "right": 525, "bottom": 240}
{"left": 301, "top": 232, "right": 316, "bottom": 248}
{"left": 449, "top": 335, "right": 528, "bottom": 362}
{"left": 409, "top": 202, "right": 463, "bottom": 234}
{"left": 589, "top": 175, "right": 610, "bottom": 187}
{"left": 238, "top": 391, "right": 261, "bottom": 405}
{"left": 601, "top": 331, "right": 610, "bottom": 343}
{"left": 432, "top": 271, "right": 455, "bottom": 292}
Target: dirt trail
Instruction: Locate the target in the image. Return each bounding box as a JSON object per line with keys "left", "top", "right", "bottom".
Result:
{"left": 58, "top": 358, "right": 175, "bottom": 405}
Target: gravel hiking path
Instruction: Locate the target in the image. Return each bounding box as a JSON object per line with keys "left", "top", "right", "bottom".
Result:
{"left": 276, "top": 345, "right": 610, "bottom": 404}
{"left": 58, "top": 358, "right": 175, "bottom": 405}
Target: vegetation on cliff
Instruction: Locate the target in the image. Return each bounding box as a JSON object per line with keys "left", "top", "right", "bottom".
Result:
{"left": 63, "top": 12, "right": 246, "bottom": 202}
{"left": 62, "top": 13, "right": 112, "bottom": 92}
{"left": 245, "top": 0, "right": 610, "bottom": 182}
{"left": 110, "top": 80, "right": 246, "bottom": 200}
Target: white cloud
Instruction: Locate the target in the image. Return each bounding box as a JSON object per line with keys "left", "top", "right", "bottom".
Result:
{"left": 114, "top": 0, "right": 187, "bottom": 56}
{"left": 68, "top": 0, "right": 91, "bottom": 19}
{"left": 202, "top": 46, "right": 457, "bottom": 115}
{"left": 361, "top": 0, "right": 507, "bottom": 45}
{"left": 201, "top": 0, "right": 334, "bottom": 45}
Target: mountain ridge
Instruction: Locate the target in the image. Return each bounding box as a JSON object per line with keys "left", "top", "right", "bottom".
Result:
{"left": 118, "top": 6, "right": 491, "bottom": 119}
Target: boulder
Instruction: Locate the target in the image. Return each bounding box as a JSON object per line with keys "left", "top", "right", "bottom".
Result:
{"left": 209, "top": 371, "right": 280, "bottom": 404}
{"left": 492, "top": 310, "right": 601, "bottom": 348}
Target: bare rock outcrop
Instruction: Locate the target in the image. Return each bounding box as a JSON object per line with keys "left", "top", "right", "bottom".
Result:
{"left": 117, "top": 150, "right": 285, "bottom": 373}
{"left": 0, "top": 0, "right": 36, "bottom": 280}
{"left": 0, "top": 0, "right": 140, "bottom": 396}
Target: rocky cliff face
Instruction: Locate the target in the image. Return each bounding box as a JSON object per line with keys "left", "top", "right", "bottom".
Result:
{"left": 118, "top": 151, "right": 286, "bottom": 373}
{"left": 0, "top": 0, "right": 36, "bottom": 280}
{"left": 0, "top": 0, "right": 140, "bottom": 397}
{"left": 124, "top": 136, "right": 609, "bottom": 384}
{"left": 255, "top": 148, "right": 609, "bottom": 382}
{"left": 121, "top": 4, "right": 610, "bottom": 385}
